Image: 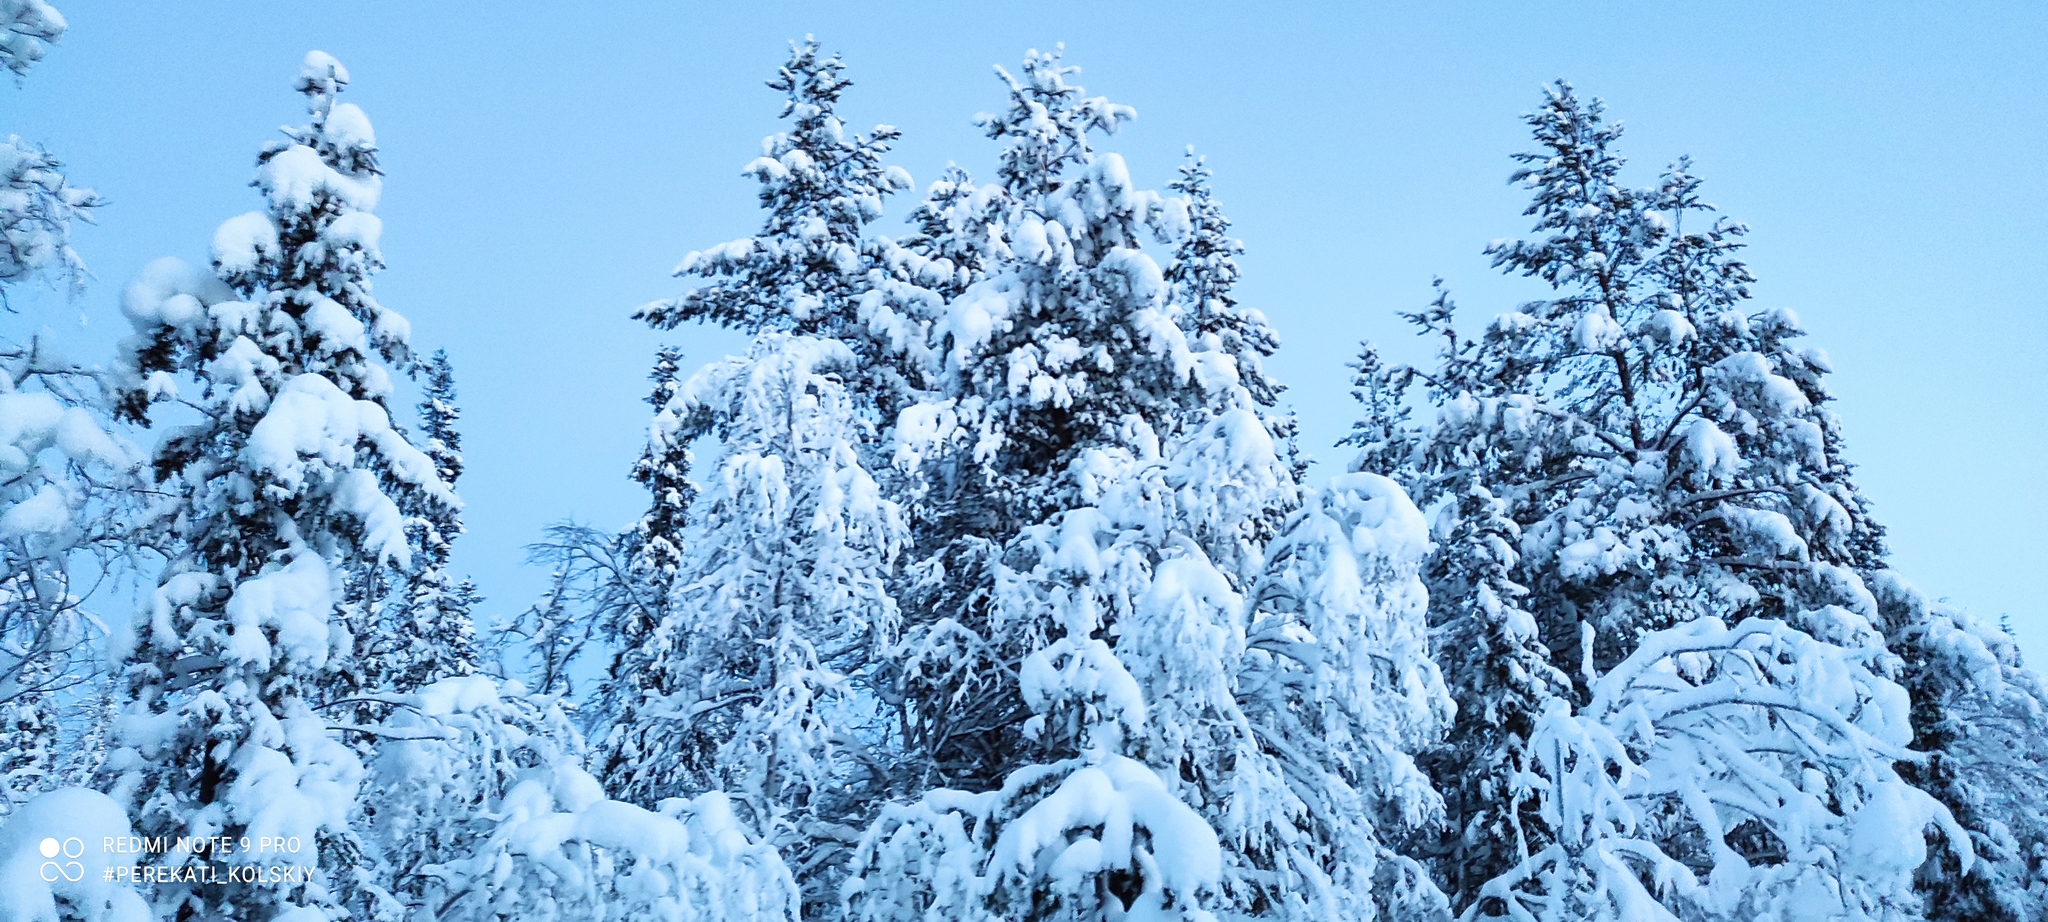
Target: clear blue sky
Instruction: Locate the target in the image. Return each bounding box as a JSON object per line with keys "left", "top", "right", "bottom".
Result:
{"left": 11, "top": 2, "right": 2046, "bottom": 666}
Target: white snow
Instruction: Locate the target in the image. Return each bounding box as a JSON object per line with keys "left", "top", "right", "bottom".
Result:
{"left": 0, "top": 789, "right": 150, "bottom": 922}
{"left": 209, "top": 212, "right": 278, "bottom": 274}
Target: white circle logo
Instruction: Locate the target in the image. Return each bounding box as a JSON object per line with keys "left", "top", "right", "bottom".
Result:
{"left": 36, "top": 839, "right": 86, "bottom": 882}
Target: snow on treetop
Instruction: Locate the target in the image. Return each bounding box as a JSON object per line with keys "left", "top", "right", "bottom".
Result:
{"left": 257, "top": 144, "right": 381, "bottom": 213}
{"left": 322, "top": 102, "right": 375, "bottom": 149}
{"left": 0, "top": 0, "right": 67, "bottom": 78}
{"left": 296, "top": 50, "right": 348, "bottom": 96}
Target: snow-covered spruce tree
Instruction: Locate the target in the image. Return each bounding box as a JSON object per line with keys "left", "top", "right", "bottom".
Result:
{"left": 101, "top": 52, "right": 451, "bottom": 922}
{"left": 1870, "top": 575, "right": 2048, "bottom": 921}
{"left": 381, "top": 349, "right": 479, "bottom": 692}
{"left": 616, "top": 337, "right": 906, "bottom": 911}
{"left": 604, "top": 38, "right": 906, "bottom": 801}
{"left": 606, "top": 40, "right": 913, "bottom": 915}
{"left": 874, "top": 44, "right": 1151, "bottom": 796}
{"left": 592, "top": 345, "right": 695, "bottom": 798}
{"left": 631, "top": 346, "right": 695, "bottom": 591}
{"left": 1344, "top": 286, "right": 1573, "bottom": 909}
{"left": 1410, "top": 482, "right": 1569, "bottom": 908}
{"left": 1163, "top": 152, "right": 1293, "bottom": 453}
{"left": 633, "top": 35, "right": 910, "bottom": 349}
{"left": 848, "top": 48, "right": 1451, "bottom": 922}
{"left": 848, "top": 48, "right": 1220, "bottom": 921}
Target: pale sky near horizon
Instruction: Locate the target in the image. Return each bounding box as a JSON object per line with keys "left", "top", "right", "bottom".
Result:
{"left": 10, "top": 2, "right": 2046, "bottom": 667}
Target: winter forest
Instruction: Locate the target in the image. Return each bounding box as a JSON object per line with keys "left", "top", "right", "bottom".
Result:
{"left": 6, "top": 3, "right": 2048, "bottom": 922}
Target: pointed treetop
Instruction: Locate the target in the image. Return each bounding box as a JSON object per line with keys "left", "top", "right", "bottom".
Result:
{"left": 771, "top": 35, "right": 849, "bottom": 127}
{"left": 1489, "top": 80, "right": 1642, "bottom": 291}
{"left": 976, "top": 44, "right": 1134, "bottom": 196}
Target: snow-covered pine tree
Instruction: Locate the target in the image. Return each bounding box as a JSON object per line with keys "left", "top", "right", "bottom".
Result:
{"left": 101, "top": 51, "right": 450, "bottom": 922}
{"left": 1372, "top": 80, "right": 2033, "bottom": 918}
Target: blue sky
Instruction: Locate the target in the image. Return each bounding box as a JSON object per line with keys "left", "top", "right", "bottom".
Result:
{"left": 10, "top": 2, "right": 2046, "bottom": 665}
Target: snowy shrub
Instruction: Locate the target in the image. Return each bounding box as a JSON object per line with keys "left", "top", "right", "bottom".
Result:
{"left": 845, "top": 754, "right": 1221, "bottom": 922}
{"left": 1475, "top": 617, "right": 1961, "bottom": 922}
{"left": 365, "top": 676, "right": 798, "bottom": 922}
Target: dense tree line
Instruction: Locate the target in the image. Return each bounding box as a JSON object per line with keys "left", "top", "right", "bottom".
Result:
{"left": 4, "top": 14, "right": 2044, "bottom": 922}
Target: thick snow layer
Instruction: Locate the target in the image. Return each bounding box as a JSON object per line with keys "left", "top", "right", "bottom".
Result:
{"left": 322, "top": 103, "right": 375, "bottom": 149}
{"left": 220, "top": 553, "right": 335, "bottom": 671}
{"left": 990, "top": 755, "right": 1221, "bottom": 901}
{"left": 118, "top": 258, "right": 233, "bottom": 330}
{"left": 1320, "top": 472, "right": 1431, "bottom": 567}
{"left": 297, "top": 50, "right": 348, "bottom": 89}
{"left": 256, "top": 145, "right": 380, "bottom": 214}
{"left": 209, "top": 212, "right": 278, "bottom": 275}
{"left": 0, "top": 789, "right": 150, "bottom": 922}
{"left": 430, "top": 753, "right": 799, "bottom": 922}
{"left": 0, "top": 394, "right": 125, "bottom": 475}
{"left": 849, "top": 755, "right": 1220, "bottom": 922}
{"left": 244, "top": 373, "right": 454, "bottom": 565}
{"left": 221, "top": 699, "right": 364, "bottom": 871}
{"left": 416, "top": 675, "right": 502, "bottom": 717}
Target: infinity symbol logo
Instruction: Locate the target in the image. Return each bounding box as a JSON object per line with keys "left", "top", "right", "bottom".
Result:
{"left": 37, "top": 838, "right": 85, "bottom": 883}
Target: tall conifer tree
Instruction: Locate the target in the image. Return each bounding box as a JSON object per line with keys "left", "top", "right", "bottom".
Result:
{"left": 102, "top": 52, "right": 450, "bottom": 922}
